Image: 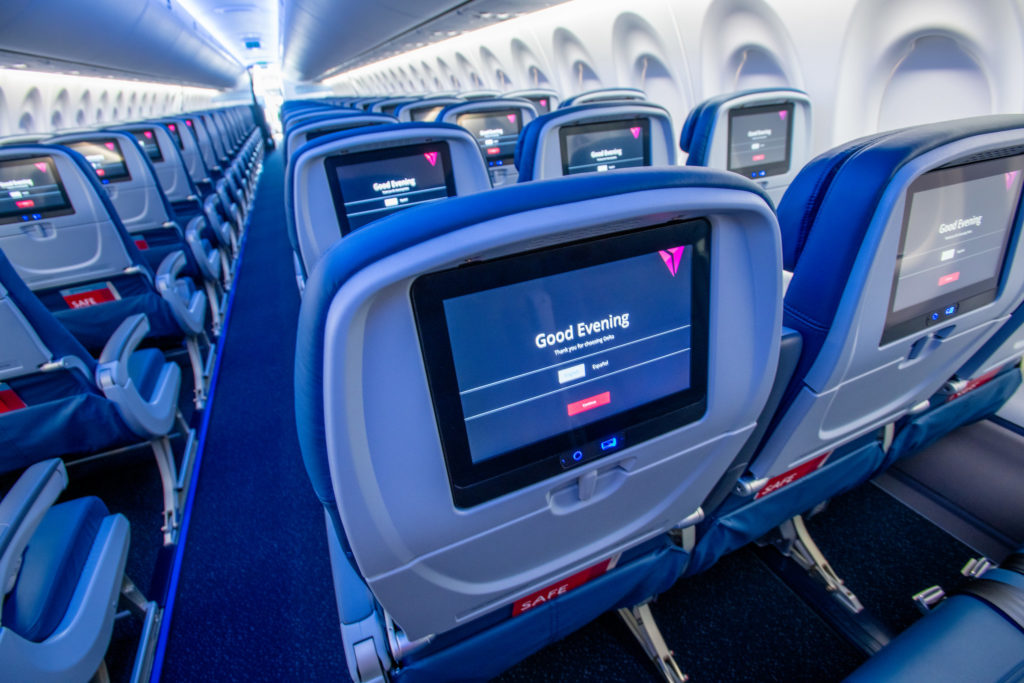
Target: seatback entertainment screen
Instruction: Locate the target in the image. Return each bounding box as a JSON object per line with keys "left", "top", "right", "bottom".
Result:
{"left": 526, "top": 96, "right": 552, "bottom": 115}
{"left": 456, "top": 109, "right": 522, "bottom": 165}
{"left": 166, "top": 122, "right": 185, "bottom": 150}
{"left": 132, "top": 129, "right": 164, "bottom": 163}
{"left": 0, "top": 156, "right": 74, "bottom": 224}
{"left": 882, "top": 153, "right": 1024, "bottom": 343}
{"left": 727, "top": 103, "right": 794, "bottom": 179}
{"left": 324, "top": 142, "right": 456, "bottom": 235}
{"left": 66, "top": 138, "right": 131, "bottom": 184}
{"left": 413, "top": 218, "right": 710, "bottom": 507}
{"left": 410, "top": 105, "right": 444, "bottom": 122}
{"left": 559, "top": 119, "right": 650, "bottom": 175}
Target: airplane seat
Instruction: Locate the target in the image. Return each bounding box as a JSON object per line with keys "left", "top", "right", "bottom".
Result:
{"left": 47, "top": 130, "right": 222, "bottom": 293}
{"left": 515, "top": 101, "right": 676, "bottom": 182}
{"left": 295, "top": 166, "right": 783, "bottom": 682}
{"left": 506, "top": 88, "right": 561, "bottom": 115}
{"left": 0, "top": 145, "right": 210, "bottom": 407}
{"left": 681, "top": 87, "right": 813, "bottom": 205}
{"left": 0, "top": 459, "right": 138, "bottom": 682}
{"left": 845, "top": 556, "right": 1024, "bottom": 682}
{"left": 283, "top": 112, "right": 398, "bottom": 159}
{"left": 559, "top": 87, "right": 647, "bottom": 109}
{"left": 686, "top": 114, "right": 1024, "bottom": 579}
{"left": 437, "top": 98, "right": 538, "bottom": 187}
{"left": 0, "top": 249, "right": 189, "bottom": 545}
{"left": 287, "top": 122, "right": 491, "bottom": 292}
{"left": 394, "top": 97, "right": 465, "bottom": 123}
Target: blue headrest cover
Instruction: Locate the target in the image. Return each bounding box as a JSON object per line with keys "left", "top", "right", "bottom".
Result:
{"left": 1, "top": 144, "right": 153, "bottom": 276}
{"left": 685, "top": 87, "right": 806, "bottom": 166}
{"left": 515, "top": 101, "right": 671, "bottom": 182}
{"left": 778, "top": 114, "right": 1024, "bottom": 416}
{"left": 295, "top": 166, "right": 771, "bottom": 508}
{"left": 0, "top": 249, "right": 97, "bottom": 374}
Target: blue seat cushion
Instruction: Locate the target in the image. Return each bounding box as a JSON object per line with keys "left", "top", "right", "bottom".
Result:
{"left": 2, "top": 496, "right": 109, "bottom": 642}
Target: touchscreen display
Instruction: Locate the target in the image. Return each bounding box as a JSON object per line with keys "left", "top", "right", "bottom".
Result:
{"left": 410, "top": 105, "right": 444, "bottom": 122}
{"left": 66, "top": 138, "right": 131, "bottom": 183}
{"left": 414, "top": 218, "right": 710, "bottom": 506}
{"left": 527, "top": 96, "right": 552, "bottom": 114}
{"left": 882, "top": 153, "right": 1024, "bottom": 343}
{"left": 166, "top": 122, "right": 185, "bottom": 150}
{"left": 559, "top": 119, "right": 650, "bottom": 175}
{"left": 0, "top": 156, "right": 74, "bottom": 223}
{"left": 324, "top": 142, "right": 456, "bottom": 235}
{"left": 727, "top": 103, "right": 794, "bottom": 179}
{"left": 456, "top": 109, "right": 522, "bottom": 165}
{"left": 133, "top": 129, "right": 164, "bottom": 162}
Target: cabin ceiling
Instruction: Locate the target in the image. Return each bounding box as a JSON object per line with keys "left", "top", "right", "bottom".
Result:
{"left": 0, "top": 0, "right": 570, "bottom": 90}
{"left": 279, "top": 0, "right": 567, "bottom": 83}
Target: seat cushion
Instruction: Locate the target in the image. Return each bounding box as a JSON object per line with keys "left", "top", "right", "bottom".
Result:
{"left": 2, "top": 496, "right": 109, "bottom": 642}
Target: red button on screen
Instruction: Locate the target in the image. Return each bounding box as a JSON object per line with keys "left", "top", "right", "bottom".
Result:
{"left": 567, "top": 391, "right": 611, "bottom": 416}
{"left": 938, "top": 271, "right": 961, "bottom": 286}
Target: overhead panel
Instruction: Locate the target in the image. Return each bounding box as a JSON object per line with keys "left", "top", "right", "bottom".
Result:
{"left": 0, "top": 0, "right": 244, "bottom": 89}
{"left": 282, "top": 0, "right": 567, "bottom": 83}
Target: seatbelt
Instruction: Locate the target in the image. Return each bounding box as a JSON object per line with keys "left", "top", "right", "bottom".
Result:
{"left": 956, "top": 579, "right": 1024, "bottom": 632}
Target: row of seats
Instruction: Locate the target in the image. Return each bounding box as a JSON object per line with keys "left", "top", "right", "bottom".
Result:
{"left": 287, "top": 87, "right": 1024, "bottom": 681}
{"left": 0, "top": 104, "right": 266, "bottom": 681}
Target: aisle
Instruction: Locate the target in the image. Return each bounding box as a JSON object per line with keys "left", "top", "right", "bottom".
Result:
{"left": 159, "top": 149, "right": 348, "bottom": 681}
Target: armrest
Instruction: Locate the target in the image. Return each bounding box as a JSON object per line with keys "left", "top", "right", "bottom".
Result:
{"left": 0, "top": 460, "right": 67, "bottom": 616}
{"left": 203, "top": 196, "right": 233, "bottom": 246}
{"left": 95, "top": 314, "right": 180, "bottom": 438}
{"left": 183, "top": 215, "right": 222, "bottom": 282}
{"left": 155, "top": 251, "right": 207, "bottom": 335}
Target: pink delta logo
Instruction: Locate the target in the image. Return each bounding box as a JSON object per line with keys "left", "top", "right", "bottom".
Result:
{"left": 630, "top": 127, "right": 642, "bottom": 139}
{"left": 540, "top": 99, "right": 548, "bottom": 108}
{"left": 144, "top": 131, "right": 153, "bottom": 139}
{"left": 507, "top": 114, "right": 517, "bottom": 124}
{"left": 778, "top": 110, "right": 788, "bottom": 121}
{"left": 423, "top": 151, "right": 438, "bottom": 167}
{"left": 659, "top": 246, "right": 685, "bottom": 276}
{"left": 105, "top": 142, "right": 115, "bottom": 150}
{"left": 1005, "top": 170, "right": 1020, "bottom": 191}
{"left": 34, "top": 162, "right": 48, "bottom": 173}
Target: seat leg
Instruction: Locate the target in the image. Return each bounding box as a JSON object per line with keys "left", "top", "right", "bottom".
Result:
{"left": 90, "top": 660, "right": 111, "bottom": 683}
{"left": 618, "top": 603, "right": 688, "bottom": 682}
{"left": 203, "top": 279, "right": 224, "bottom": 337}
{"left": 151, "top": 437, "right": 180, "bottom": 546}
{"left": 777, "top": 514, "right": 864, "bottom": 613}
{"left": 185, "top": 336, "right": 207, "bottom": 411}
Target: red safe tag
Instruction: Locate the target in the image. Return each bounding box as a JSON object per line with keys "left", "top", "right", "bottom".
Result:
{"left": 0, "top": 383, "right": 27, "bottom": 413}
{"left": 60, "top": 282, "right": 120, "bottom": 309}
{"left": 512, "top": 555, "right": 619, "bottom": 617}
{"left": 755, "top": 452, "right": 832, "bottom": 500}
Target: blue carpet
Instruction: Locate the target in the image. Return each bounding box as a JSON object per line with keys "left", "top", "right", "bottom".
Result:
{"left": 160, "top": 149, "right": 348, "bottom": 681}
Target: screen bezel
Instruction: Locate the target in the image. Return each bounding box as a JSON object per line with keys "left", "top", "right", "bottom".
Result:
{"left": 0, "top": 156, "right": 76, "bottom": 224}
{"left": 455, "top": 108, "right": 523, "bottom": 163}
{"left": 880, "top": 152, "right": 1024, "bottom": 345}
{"left": 726, "top": 102, "right": 795, "bottom": 179}
{"left": 558, "top": 118, "right": 651, "bottom": 176}
{"left": 323, "top": 141, "right": 457, "bottom": 237}
{"left": 67, "top": 138, "right": 132, "bottom": 184}
{"left": 412, "top": 217, "right": 711, "bottom": 508}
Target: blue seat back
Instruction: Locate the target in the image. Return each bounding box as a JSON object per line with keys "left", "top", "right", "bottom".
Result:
{"left": 48, "top": 130, "right": 174, "bottom": 234}
{"left": 155, "top": 117, "right": 212, "bottom": 188}
{"left": 394, "top": 97, "right": 465, "bottom": 123}
{"left": 284, "top": 112, "right": 397, "bottom": 159}
{"left": 438, "top": 98, "right": 539, "bottom": 187}
{"left": 288, "top": 122, "right": 491, "bottom": 282}
{"left": 559, "top": 87, "right": 647, "bottom": 109}
{"left": 115, "top": 123, "right": 196, "bottom": 205}
{"left": 682, "top": 88, "right": 812, "bottom": 205}
{"left": 753, "top": 115, "right": 1024, "bottom": 485}
{"left": 295, "top": 167, "right": 782, "bottom": 677}
{"left": 516, "top": 101, "right": 676, "bottom": 182}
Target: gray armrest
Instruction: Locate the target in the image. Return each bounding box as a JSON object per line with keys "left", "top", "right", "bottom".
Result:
{"left": 0, "top": 460, "right": 67, "bottom": 616}
{"left": 203, "top": 196, "right": 233, "bottom": 246}
{"left": 95, "top": 314, "right": 180, "bottom": 438}
{"left": 183, "top": 215, "right": 222, "bottom": 283}
{"left": 155, "top": 251, "right": 207, "bottom": 335}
